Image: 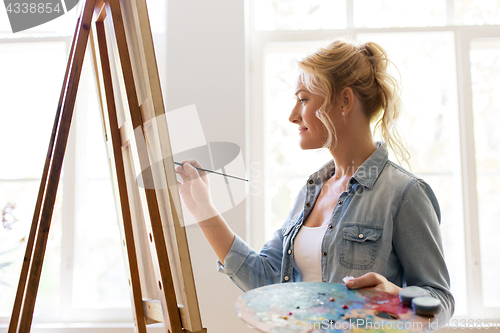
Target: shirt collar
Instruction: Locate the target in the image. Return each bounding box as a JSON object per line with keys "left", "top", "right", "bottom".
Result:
{"left": 351, "top": 141, "right": 388, "bottom": 189}
{"left": 307, "top": 141, "right": 388, "bottom": 190}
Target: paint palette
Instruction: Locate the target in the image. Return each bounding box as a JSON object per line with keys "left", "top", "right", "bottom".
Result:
{"left": 235, "top": 282, "right": 435, "bottom": 332}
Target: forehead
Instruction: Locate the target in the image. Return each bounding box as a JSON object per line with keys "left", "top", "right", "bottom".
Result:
{"left": 294, "top": 74, "right": 307, "bottom": 93}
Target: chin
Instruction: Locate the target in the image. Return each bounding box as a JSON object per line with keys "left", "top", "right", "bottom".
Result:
{"left": 298, "top": 141, "right": 323, "bottom": 150}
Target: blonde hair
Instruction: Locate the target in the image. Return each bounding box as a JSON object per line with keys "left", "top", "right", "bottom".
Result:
{"left": 296, "top": 38, "right": 410, "bottom": 168}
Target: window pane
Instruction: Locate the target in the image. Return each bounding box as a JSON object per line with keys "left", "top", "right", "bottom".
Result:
{"left": 0, "top": 42, "right": 68, "bottom": 179}
{"left": 264, "top": 43, "right": 333, "bottom": 238}
{"left": 72, "top": 180, "right": 129, "bottom": 309}
{"left": 353, "top": 0, "right": 446, "bottom": 28}
{"left": 357, "top": 32, "right": 467, "bottom": 315}
{"left": 71, "top": 62, "right": 130, "bottom": 310}
{"left": 263, "top": 36, "right": 467, "bottom": 314}
{"left": 253, "top": 0, "right": 346, "bottom": 31}
{"left": 470, "top": 38, "right": 500, "bottom": 308}
{"left": 456, "top": 0, "right": 500, "bottom": 26}
{"left": 0, "top": 182, "right": 63, "bottom": 317}
{"left": 0, "top": 41, "right": 67, "bottom": 316}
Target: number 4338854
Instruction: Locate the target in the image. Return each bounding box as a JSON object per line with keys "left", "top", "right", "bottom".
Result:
{"left": 6, "top": 3, "right": 63, "bottom": 14}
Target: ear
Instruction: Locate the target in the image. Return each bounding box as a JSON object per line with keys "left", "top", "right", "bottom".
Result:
{"left": 340, "top": 87, "right": 355, "bottom": 116}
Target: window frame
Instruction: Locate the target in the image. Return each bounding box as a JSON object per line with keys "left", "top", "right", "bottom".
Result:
{"left": 247, "top": 0, "right": 500, "bottom": 321}
{"left": 0, "top": 34, "right": 134, "bottom": 324}
{"left": 0, "top": 6, "right": 168, "bottom": 325}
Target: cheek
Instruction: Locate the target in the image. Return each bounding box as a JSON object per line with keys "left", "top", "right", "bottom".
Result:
{"left": 307, "top": 112, "right": 326, "bottom": 131}
{"left": 303, "top": 108, "right": 320, "bottom": 125}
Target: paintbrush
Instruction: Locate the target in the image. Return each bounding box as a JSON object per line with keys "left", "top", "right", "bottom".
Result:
{"left": 174, "top": 161, "right": 249, "bottom": 182}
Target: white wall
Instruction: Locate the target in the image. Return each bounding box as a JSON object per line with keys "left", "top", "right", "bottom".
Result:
{"left": 164, "top": 1, "right": 253, "bottom": 332}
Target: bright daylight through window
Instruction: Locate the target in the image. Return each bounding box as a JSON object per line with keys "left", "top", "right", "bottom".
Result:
{"left": 250, "top": 0, "right": 500, "bottom": 321}
{"left": 0, "top": 0, "right": 166, "bottom": 324}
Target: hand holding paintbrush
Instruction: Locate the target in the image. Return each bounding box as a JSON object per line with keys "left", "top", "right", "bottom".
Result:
{"left": 175, "top": 159, "right": 236, "bottom": 265}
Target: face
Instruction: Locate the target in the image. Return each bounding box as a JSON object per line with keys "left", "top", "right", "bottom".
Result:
{"left": 289, "top": 78, "right": 329, "bottom": 150}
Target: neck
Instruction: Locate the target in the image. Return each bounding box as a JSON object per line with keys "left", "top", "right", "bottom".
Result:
{"left": 328, "top": 130, "right": 377, "bottom": 181}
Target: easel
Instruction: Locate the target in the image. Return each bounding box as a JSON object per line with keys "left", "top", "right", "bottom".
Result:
{"left": 8, "top": 0, "right": 207, "bottom": 332}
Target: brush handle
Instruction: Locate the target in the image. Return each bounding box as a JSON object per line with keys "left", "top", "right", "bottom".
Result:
{"left": 174, "top": 161, "right": 248, "bottom": 182}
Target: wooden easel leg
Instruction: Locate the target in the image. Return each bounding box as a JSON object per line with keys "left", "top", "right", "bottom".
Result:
{"left": 8, "top": 0, "right": 96, "bottom": 332}
{"left": 8, "top": 38, "right": 73, "bottom": 333}
{"left": 10, "top": 0, "right": 208, "bottom": 332}
{"left": 91, "top": 11, "right": 147, "bottom": 333}
{"left": 105, "top": 0, "right": 184, "bottom": 331}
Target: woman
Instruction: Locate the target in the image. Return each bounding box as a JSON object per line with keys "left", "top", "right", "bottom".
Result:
{"left": 175, "top": 39, "right": 454, "bottom": 324}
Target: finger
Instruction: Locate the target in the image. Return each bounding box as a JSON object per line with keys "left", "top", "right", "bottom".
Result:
{"left": 176, "top": 166, "right": 190, "bottom": 182}
{"left": 176, "top": 172, "right": 189, "bottom": 184}
{"left": 182, "top": 162, "right": 203, "bottom": 182}
{"left": 175, "top": 167, "right": 188, "bottom": 182}
{"left": 190, "top": 159, "right": 206, "bottom": 174}
{"left": 175, "top": 165, "right": 184, "bottom": 175}
{"left": 346, "top": 272, "right": 382, "bottom": 290}
{"left": 181, "top": 159, "right": 199, "bottom": 166}
{"left": 183, "top": 159, "right": 209, "bottom": 184}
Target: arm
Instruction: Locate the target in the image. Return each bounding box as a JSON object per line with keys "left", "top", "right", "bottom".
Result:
{"left": 175, "top": 160, "right": 235, "bottom": 264}
{"left": 217, "top": 227, "right": 285, "bottom": 292}
{"left": 218, "top": 185, "right": 306, "bottom": 291}
{"left": 176, "top": 159, "right": 297, "bottom": 292}
{"left": 346, "top": 179, "right": 454, "bottom": 326}
{"left": 391, "top": 179, "right": 455, "bottom": 325}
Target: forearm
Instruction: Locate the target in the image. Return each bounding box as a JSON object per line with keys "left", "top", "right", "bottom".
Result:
{"left": 421, "top": 285, "right": 455, "bottom": 327}
{"left": 393, "top": 180, "right": 455, "bottom": 324}
{"left": 194, "top": 206, "right": 235, "bottom": 265}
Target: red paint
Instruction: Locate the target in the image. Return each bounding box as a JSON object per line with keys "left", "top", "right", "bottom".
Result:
{"left": 343, "top": 305, "right": 349, "bottom": 309}
{"left": 364, "top": 290, "right": 410, "bottom": 314}
{"left": 288, "top": 312, "right": 293, "bottom": 316}
{"left": 330, "top": 297, "right": 335, "bottom": 302}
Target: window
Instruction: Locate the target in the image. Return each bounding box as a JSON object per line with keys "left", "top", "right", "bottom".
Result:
{"left": 469, "top": 38, "right": 500, "bottom": 308}
{"left": 0, "top": 40, "right": 69, "bottom": 320}
{"left": 249, "top": 0, "right": 500, "bottom": 321}
{"left": 0, "top": 0, "right": 166, "bottom": 325}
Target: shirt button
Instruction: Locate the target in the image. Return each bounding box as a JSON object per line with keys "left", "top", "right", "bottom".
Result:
{"left": 338, "top": 200, "right": 342, "bottom": 205}
{"left": 308, "top": 179, "right": 314, "bottom": 184}
{"left": 322, "top": 278, "right": 327, "bottom": 282}
{"left": 358, "top": 234, "right": 364, "bottom": 239}
{"left": 322, "top": 252, "right": 327, "bottom": 257}
{"left": 284, "top": 275, "right": 290, "bottom": 281}
{"left": 305, "top": 202, "right": 311, "bottom": 207}
{"left": 328, "top": 224, "right": 333, "bottom": 229}
{"left": 288, "top": 249, "right": 292, "bottom": 255}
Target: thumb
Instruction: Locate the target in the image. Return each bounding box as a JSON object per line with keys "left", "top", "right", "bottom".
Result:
{"left": 346, "top": 273, "right": 380, "bottom": 289}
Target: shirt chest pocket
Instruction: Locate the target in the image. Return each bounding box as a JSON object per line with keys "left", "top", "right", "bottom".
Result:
{"left": 340, "top": 223, "right": 383, "bottom": 269}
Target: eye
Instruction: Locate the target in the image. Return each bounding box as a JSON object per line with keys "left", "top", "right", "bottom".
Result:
{"left": 299, "top": 98, "right": 306, "bottom": 104}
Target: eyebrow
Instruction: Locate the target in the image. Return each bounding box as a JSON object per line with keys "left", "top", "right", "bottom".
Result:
{"left": 295, "top": 89, "right": 307, "bottom": 96}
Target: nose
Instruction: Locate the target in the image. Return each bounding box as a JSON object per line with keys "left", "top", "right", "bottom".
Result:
{"left": 289, "top": 103, "right": 301, "bottom": 124}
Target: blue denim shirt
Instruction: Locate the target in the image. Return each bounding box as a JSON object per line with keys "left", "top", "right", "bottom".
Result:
{"left": 217, "top": 142, "right": 454, "bottom": 323}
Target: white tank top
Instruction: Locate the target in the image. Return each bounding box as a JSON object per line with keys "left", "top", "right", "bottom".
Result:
{"left": 293, "top": 224, "right": 328, "bottom": 282}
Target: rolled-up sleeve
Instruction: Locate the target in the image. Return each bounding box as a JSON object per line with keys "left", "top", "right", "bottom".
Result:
{"left": 216, "top": 185, "right": 306, "bottom": 292}
{"left": 392, "top": 179, "right": 455, "bottom": 326}
{"left": 216, "top": 229, "right": 285, "bottom": 292}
